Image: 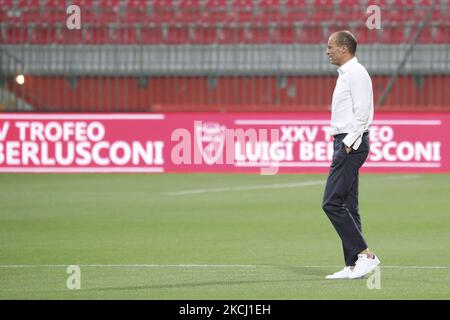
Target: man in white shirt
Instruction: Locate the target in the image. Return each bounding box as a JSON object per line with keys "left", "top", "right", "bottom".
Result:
{"left": 322, "top": 31, "right": 380, "bottom": 280}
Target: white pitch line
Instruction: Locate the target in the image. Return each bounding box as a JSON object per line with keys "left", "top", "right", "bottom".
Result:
{"left": 296, "top": 265, "right": 450, "bottom": 270}
{"left": 163, "top": 174, "right": 422, "bottom": 196}
{"left": 163, "top": 180, "right": 325, "bottom": 196}
{"left": 0, "top": 264, "right": 258, "bottom": 268}
{"left": 0, "top": 264, "right": 448, "bottom": 270}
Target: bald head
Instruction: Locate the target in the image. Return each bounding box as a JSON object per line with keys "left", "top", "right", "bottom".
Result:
{"left": 333, "top": 31, "right": 357, "bottom": 55}
{"left": 326, "top": 30, "right": 357, "bottom": 66}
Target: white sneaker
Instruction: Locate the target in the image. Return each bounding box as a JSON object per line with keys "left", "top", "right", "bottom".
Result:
{"left": 348, "top": 254, "right": 380, "bottom": 279}
{"left": 325, "top": 266, "right": 353, "bottom": 279}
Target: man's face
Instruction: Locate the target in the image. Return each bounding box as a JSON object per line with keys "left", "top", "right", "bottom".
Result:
{"left": 326, "top": 35, "right": 344, "bottom": 66}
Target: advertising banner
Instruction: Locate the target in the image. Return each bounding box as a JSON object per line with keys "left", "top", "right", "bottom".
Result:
{"left": 0, "top": 113, "right": 448, "bottom": 173}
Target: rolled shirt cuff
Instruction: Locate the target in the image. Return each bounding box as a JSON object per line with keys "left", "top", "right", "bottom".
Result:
{"left": 343, "top": 133, "right": 363, "bottom": 150}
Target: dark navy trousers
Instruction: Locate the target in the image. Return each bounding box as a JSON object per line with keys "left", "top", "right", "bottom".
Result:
{"left": 322, "top": 132, "right": 370, "bottom": 267}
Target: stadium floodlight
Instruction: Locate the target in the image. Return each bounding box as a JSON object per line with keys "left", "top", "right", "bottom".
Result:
{"left": 15, "top": 74, "right": 25, "bottom": 85}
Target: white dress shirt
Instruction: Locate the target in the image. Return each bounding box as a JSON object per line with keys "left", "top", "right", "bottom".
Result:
{"left": 330, "top": 56, "right": 374, "bottom": 150}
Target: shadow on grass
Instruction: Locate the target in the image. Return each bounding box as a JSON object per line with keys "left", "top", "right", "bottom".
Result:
{"left": 80, "top": 265, "right": 344, "bottom": 292}
{"left": 82, "top": 278, "right": 306, "bottom": 292}
{"left": 42, "top": 265, "right": 344, "bottom": 293}
{"left": 263, "top": 264, "right": 332, "bottom": 277}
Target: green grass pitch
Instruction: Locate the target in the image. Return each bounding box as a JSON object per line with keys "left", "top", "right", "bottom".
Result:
{"left": 0, "top": 173, "right": 449, "bottom": 299}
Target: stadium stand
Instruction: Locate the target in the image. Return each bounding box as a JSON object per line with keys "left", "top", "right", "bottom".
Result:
{"left": 0, "top": 0, "right": 449, "bottom": 112}
{"left": 1, "top": 0, "right": 448, "bottom": 44}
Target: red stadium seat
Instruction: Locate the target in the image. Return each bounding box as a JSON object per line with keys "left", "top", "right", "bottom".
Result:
{"left": 140, "top": 25, "right": 165, "bottom": 44}
{"left": 124, "top": 0, "right": 149, "bottom": 23}
{"left": 248, "top": 24, "right": 272, "bottom": 43}
{"left": 379, "top": 25, "right": 405, "bottom": 44}
{"left": 45, "top": 0, "right": 61, "bottom": 8}
{"left": 432, "top": 23, "right": 449, "bottom": 44}
{"left": 22, "top": 7, "right": 41, "bottom": 23}
{"left": 5, "top": 24, "right": 27, "bottom": 44}
{"left": 204, "top": 0, "right": 229, "bottom": 23}
{"left": 152, "top": 0, "right": 177, "bottom": 23}
{"left": 312, "top": 0, "right": 334, "bottom": 21}
{"left": 252, "top": 0, "right": 281, "bottom": 23}
{"left": 127, "top": 0, "right": 147, "bottom": 11}
{"left": 334, "top": 0, "right": 363, "bottom": 22}
{"left": 17, "top": 0, "right": 40, "bottom": 8}
{"left": 76, "top": 0, "right": 95, "bottom": 5}
{"left": 1, "top": 0, "right": 446, "bottom": 44}
{"left": 285, "top": 0, "right": 309, "bottom": 22}
{"left": 97, "top": 0, "right": 120, "bottom": 7}
{"left": 0, "top": 0, "right": 14, "bottom": 8}
{"left": 296, "top": 24, "right": 323, "bottom": 43}
{"left": 163, "top": 24, "right": 188, "bottom": 44}
{"left": 175, "top": 0, "right": 207, "bottom": 23}
{"left": 232, "top": 0, "right": 254, "bottom": 22}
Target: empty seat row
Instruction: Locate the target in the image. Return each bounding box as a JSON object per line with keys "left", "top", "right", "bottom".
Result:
{"left": 1, "top": 0, "right": 448, "bottom": 43}
{"left": 2, "top": 23, "right": 447, "bottom": 44}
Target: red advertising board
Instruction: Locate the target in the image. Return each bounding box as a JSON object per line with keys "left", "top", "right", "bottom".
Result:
{"left": 0, "top": 113, "right": 448, "bottom": 173}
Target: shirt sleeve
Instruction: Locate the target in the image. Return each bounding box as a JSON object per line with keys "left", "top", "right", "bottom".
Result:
{"left": 342, "top": 69, "right": 373, "bottom": 150}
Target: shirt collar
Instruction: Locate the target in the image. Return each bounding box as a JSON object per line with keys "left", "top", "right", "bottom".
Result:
{"left": 337, "top": 56, "right": 358, "bottom": 75}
